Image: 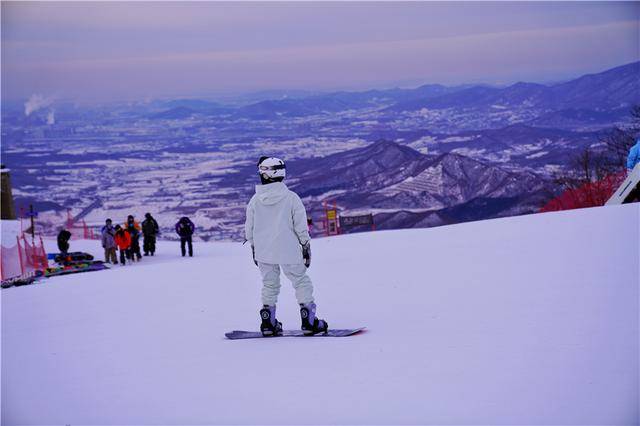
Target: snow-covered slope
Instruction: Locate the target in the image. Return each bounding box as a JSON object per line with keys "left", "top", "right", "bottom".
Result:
{"left": 2, "top": 204, "right": 639, "bottom": 425}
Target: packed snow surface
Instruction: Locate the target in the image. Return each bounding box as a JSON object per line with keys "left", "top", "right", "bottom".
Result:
{"left": 2, "top": 204, "right": 639, "bottom": 425}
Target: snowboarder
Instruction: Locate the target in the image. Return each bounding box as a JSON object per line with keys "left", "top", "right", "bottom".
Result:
{"left": 245, "top": 156, "right": 328, "bottom": 337}
{"left": 114, "top": 225, "right": 131, "bottom": 265}
{"left": 125, "top": 215, "right": 142, "bottom": 261}
{"left": 101, "top": 218, "right": 118, "bottom": 264}
{"left": 175, "top": 216, "right": 195, "bottom": 257}
{"left": 57, "top": 228, "right": 71, "bottom": 255}
{"left": 141, "top": 213, "right": 159, "bottom": 256}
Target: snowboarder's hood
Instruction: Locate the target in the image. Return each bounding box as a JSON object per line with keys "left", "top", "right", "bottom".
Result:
{"left": 255, "top": 181, "right": 289, "bottom": 205}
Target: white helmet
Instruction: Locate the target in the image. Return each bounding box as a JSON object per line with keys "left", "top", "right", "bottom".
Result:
{"left": 257, "top": 157, "right": 286, "bottom": 181}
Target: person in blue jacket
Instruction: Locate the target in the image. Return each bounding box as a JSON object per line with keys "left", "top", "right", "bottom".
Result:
{"left": 627, "top": 138, "right": 640, "bottom": 172}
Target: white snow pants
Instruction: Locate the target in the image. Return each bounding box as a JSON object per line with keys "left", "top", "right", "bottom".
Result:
{"left": 257, "top": 262, "right": 314, "bottom": 306}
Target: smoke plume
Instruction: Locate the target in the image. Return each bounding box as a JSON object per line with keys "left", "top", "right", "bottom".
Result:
{"left": 24, "top": 94, "right": 53, "bottom": 116}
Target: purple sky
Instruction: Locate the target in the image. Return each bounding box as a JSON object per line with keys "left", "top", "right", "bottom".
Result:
{"left": 1, "top": 1, "right": 638, "bottom": 102}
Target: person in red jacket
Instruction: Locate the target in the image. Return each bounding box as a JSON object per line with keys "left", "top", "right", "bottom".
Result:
{"left": 124, "top": 215, "right": 142, "bottom": 261}
{"left": 114, "top": 225, "right": 131, "bottom": 266}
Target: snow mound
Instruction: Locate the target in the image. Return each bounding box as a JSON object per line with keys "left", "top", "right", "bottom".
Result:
{"left": 2, "top": 204, "right": 639, "bottom": 425}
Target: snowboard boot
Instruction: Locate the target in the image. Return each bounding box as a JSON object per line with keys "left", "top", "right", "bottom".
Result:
{"left": 300, "top": 303, "right": 329, "bottom": 335}
{"left": 260, "top": 305, "right": 283, "bottom": 337}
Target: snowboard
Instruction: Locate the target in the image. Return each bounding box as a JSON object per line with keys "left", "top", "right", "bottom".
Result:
{"left": 44, "top": 261, "right": 108, "bottom": 277}
{"left": 225, "top": 327, "right": 365, "bottom": 340}
{"left": 1, "top": 271, "right": 43, "bottom": 289}
{"left": 52, "top": 252, "right": 95, "bottom": 265}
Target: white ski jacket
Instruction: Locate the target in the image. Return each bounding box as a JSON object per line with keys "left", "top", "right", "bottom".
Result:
{"left": 245, "top": 182, "right": 310, "bottom": 265}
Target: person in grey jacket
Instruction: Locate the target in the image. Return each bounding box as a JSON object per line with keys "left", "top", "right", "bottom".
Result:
{"left": 101, "top": 218, "right": 118, "bottom": 264}
{"left": 245, "top": 156, "right": 328, "bottom": 337}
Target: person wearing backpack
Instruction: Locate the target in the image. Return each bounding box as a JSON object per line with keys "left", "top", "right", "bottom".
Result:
{"left": 175, "top": 216, "right": 195, "bottom": 257}
{"left": 141, "top": 213, "right": 160, "bottom": 256}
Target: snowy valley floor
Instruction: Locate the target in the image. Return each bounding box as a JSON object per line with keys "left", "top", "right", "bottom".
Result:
{"left": 2, "top": 204, "right": 639, "bottom": 425}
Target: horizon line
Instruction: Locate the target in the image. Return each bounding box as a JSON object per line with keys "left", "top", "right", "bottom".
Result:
{"left": 1, "top": 60, "right": 638, "bottom": 107}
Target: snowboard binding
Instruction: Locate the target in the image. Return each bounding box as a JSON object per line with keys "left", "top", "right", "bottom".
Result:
{"left": 300, "top": 303, "right": 329, "bottom": 336}
{"left": 260, "top": 305, "right": 283, "bottom": 337}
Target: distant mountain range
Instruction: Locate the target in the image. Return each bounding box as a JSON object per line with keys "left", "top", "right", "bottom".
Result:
{"left": 283, "top": 140, "right": 550, "bottom": 229}
{"left": 402, "top": 123, "right": 606, "bottom": 171}
{"left": 147, "top": 62, "right": 639, "bottom": 131}
{"left": 231, "top": 84, "right": 466, "bottom": 119}
{"left": 149, "top": 100, "right": 234, "bottom": 119}
{"left": 387, "top": 62, "right": 639, "bottom": 112}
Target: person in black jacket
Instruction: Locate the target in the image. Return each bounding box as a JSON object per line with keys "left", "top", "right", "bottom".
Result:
{"left": 57, "top": 229, "right": 71, "bottom": 254}
{"left": 125, "top": 215, "right": 142, "bottom": 261}
{"left": 175, "top": 216, "right": 195, "bottom": 257}
{"left": 141, "top": 212, "right": 159, "bottom": 256}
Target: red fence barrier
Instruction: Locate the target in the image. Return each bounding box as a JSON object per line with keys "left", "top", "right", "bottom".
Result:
{"left": 1, "top": 241, "right": 22, "bottom": 280}
{"left": 65, "top": 208, "right": 98, "bottom": 239}
{"left": 0, "top": 234, "right": 49, "bottom": 280}
{"left": 20, "top": 235, "right": 49, "bottom": 272}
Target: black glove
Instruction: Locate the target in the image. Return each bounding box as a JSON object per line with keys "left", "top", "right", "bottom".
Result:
{"left": 251, "top": 245, "right": 258, "bottom": 266}
{"left": 302, "top": 241, "right": 311, "bottom": 268}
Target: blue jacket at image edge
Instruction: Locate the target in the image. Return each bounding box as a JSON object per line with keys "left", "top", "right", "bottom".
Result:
{"left": 628, "top": 139, "right": 640, "bottom": 170}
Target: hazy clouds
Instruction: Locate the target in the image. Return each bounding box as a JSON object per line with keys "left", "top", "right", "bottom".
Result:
{"left": 2, "top": 1, "right": 638, "bottom": 102}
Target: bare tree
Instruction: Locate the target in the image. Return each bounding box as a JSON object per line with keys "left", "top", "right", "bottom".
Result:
{"left": 602, "top": 128, "right": 636, "bottom": 171}
{"left": 543, "top": 105, "right": 639, "bottom": 210}
{"left": 630, "top": 105, "right": 640, "bottom": 131}
{"left": 563, "top": 104, "right": 640, "bottom": 185}
{"left": 602, "top": 104, "right": 640, "bottom": 170}
{"left": 554, "top": 147, "right": 607, "bottom": 189}
{"left": 551, "top": 105, "right": 637, "bottom": 192}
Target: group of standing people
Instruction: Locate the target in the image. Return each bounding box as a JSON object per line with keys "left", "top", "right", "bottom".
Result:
{"left": 100, "top": 214, "right": 196, "bottom": 265}
{"left": 101, "top": 213, "right": 160, "bottom": 265}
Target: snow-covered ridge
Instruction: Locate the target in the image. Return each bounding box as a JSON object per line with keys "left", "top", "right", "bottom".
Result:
{"left": 2, "top": 204, "right": 638, "bottom": 424}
